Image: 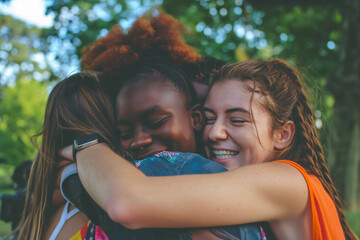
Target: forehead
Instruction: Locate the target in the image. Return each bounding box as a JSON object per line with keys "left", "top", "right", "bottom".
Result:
{"left": 205, "top": 79, "right": 272, "bottom": 125}
{"left": 205, "top": 79, "right": 254, "bottom": 109}
{"left": 116, "top": 79, "right": 186, "bottom": 116}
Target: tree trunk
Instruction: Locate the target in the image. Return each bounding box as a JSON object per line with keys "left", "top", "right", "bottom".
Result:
{"left": 328, "top": 0, "right": 360, "bottom": 210}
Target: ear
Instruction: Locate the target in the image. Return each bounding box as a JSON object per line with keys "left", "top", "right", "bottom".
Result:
{"left": 190, "top": 104, "right": 203, "bottom": 131}
{"left": 274, "top": 120, "right": 295, "bottom": 150}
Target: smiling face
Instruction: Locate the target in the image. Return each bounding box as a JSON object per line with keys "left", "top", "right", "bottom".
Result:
{"left": 116, "top": 77, "right": 197, "bottom": 159}
{"left": 202, "top": 79, "right": 277, "bottom": 170}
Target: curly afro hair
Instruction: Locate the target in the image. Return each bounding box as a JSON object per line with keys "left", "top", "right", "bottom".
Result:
{"left": 80, "top": 11, "right": 202, "bottom": 96}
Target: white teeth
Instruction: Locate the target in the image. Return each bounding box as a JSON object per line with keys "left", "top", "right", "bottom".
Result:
{"left": 212, "top": 150, "right": 239, "bottom": 159}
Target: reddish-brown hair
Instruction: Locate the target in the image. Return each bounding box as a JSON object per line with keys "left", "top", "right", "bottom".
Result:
{"left": 80, "top": 11, "right": 202, "bottom": 97}
{"left": 212, "top": 59, "right": 357, "bottom": 239}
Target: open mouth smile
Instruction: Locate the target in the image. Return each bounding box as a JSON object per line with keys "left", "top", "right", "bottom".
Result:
{"left": 212, "top": 150, "right": 239, "bottom": 159}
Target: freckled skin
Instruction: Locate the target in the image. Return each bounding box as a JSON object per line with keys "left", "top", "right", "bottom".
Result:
{"left": 116, "top": 78, "right": 196, "bottom": 159}
{"left": 203, "top": 79, "right": 276, "bottom": 170}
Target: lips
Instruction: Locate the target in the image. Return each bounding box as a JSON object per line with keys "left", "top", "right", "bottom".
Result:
{"left": 212, "top": 149, "right": 239, "bottom": 159}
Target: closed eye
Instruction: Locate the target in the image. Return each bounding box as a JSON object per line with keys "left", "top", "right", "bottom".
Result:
{"left": 204, "top": 117, "right": 216, "bottom": 125}
{"left": 230, "top": 118, "right": 246, "bottom": 124}
{"left": 147, "top": 116, "right": 171, "bottom": 129}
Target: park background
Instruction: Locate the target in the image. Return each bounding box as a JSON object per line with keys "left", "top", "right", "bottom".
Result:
{"left": 0, "top": 0, "right": 359, "bottom": 237}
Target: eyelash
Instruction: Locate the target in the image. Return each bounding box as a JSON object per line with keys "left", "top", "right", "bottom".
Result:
{"left": 204, "top": 117, "right": 216, "bottom": 124}
{"left": 204, "top": 117, "right": 246, "bottom": 125}
{"left": 230, "top": 119, "right": 246, "bottom": 124}
{"left": 148, "top": 117, "right": 170, "bottom": 129}
{"left": 118, "top": 116, "right": 171, "bottom": 140}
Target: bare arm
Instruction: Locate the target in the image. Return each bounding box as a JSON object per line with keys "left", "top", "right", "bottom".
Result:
{"left": 60, "top": 144, "right": 308, "bottom": 229}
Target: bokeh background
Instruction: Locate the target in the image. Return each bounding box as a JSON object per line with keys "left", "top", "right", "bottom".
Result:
{"left": 0, "top": 0, "right": 359, "bottom": 236}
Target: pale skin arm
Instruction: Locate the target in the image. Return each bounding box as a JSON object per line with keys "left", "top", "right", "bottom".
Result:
{"left": 60, "top": 143, "right": 309, "bottom": 229}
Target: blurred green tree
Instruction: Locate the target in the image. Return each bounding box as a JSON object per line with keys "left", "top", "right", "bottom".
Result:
{"left": 0, "top": 15, "right": 55, "bottom": 86}
{"left": 327, "top": 0, "right": 360, "bottom": 210}
{"left": 0, "top": 79, "right": 48, "bottom": 165}
{"left": 0, "top": 15, "right": 52, "bottom": 165}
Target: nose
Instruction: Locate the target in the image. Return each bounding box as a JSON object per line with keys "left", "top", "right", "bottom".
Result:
{"left": 207, "top": 120, "right": 228, "bottom": 142}
{"left": 129, "top": 127, "right": 152, "bottom": 150}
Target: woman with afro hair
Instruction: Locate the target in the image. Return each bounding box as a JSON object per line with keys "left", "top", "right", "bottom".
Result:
{"left": 58, "top": 11, "right": 268, "bottom": 240}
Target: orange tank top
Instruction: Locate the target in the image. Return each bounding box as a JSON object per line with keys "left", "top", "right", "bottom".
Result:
{"left": 276, "top": 160, "right": 345, "bottom": 240}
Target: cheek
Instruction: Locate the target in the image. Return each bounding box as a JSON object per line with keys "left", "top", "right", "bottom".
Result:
{"left": 202, "top": 125, "right": 211, "bottom": 142}
{"left": 164, "top": 121, "right": 195, "bottom": 150}
{"left": 231, "top": 128, "right": 257, "bottom": 149}
{"left": 156, "top": 123, "right": 184, "bottom": 144}
{"left": 169, "top": 115, "right": 193, "bottom": 139}
{"left": 255, "top": 124, "right": 274, "bottom": 149}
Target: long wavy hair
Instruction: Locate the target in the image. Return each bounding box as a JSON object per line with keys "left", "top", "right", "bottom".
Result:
{"left": 16, "top": 72, "right": 117, "bottom": 239}
{"left": 211, "top": 59, "right": 357, "bottom": 239}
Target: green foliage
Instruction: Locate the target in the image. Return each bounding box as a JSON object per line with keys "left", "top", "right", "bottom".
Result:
{"left": 0, "top": 14, "right": 53, "bottom": 166}
{"left": 0, "top": 164, "right": 15, "bottom": 237}
{"left": 0, "top": 79, "right": 48, "bottom": 165}
{"left": 0, "top": 15, "right": 54, "bottom": 86}
{"left": 0, "top": 164, "right": 14, "bottom": 188}
{"left": 345, "top": 210, "right": 360, "bottom": 237}
{"left": 0, "top": 220, "right": 11, "bottom": 238}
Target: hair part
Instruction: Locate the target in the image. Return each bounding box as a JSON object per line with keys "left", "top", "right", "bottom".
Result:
{"left": 211, "top": 59, "right": 357, "bottom": 239}
{"left": 16, "top": 72, "right": 118, "bottom": 239}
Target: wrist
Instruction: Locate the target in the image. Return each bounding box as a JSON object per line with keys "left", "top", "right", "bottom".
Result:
{"left": 76, "top": 143, "right": 109, "bottom": 163}
{"left": 73, "top": 133, "right": 106, "bottom": 162}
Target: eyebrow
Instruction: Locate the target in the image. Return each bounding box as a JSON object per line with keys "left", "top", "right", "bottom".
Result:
{"left": 226, "top": 107, "right": 249, "bottom": 114}
{"left": 117, "top": 106, "right": 166, "bottom": 125}
{"left": 203, "top": 107, "right": 249, "bottom": 114}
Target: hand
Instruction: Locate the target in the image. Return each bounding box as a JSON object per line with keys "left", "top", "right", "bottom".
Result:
{"left": 59, "top": 144, "right": 73, "bottom": 161}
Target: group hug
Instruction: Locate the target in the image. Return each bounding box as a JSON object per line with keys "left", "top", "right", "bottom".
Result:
{"left": 13, "top": 11, "right": 357, "bottom": 240}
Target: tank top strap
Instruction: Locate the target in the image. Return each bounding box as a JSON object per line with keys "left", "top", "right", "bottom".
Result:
{"left": 49, "top": 201, "right": 80, "bottom": 240}
{"left": 67, "top": 205, "right": 80, "bottom": 220}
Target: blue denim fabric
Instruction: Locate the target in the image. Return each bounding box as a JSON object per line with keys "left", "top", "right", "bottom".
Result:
{"left": 134, "top": 151, "right": 228, "bottom": 175}
{"left": 61, "top": 151, "right": 266, "bottom": 240}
